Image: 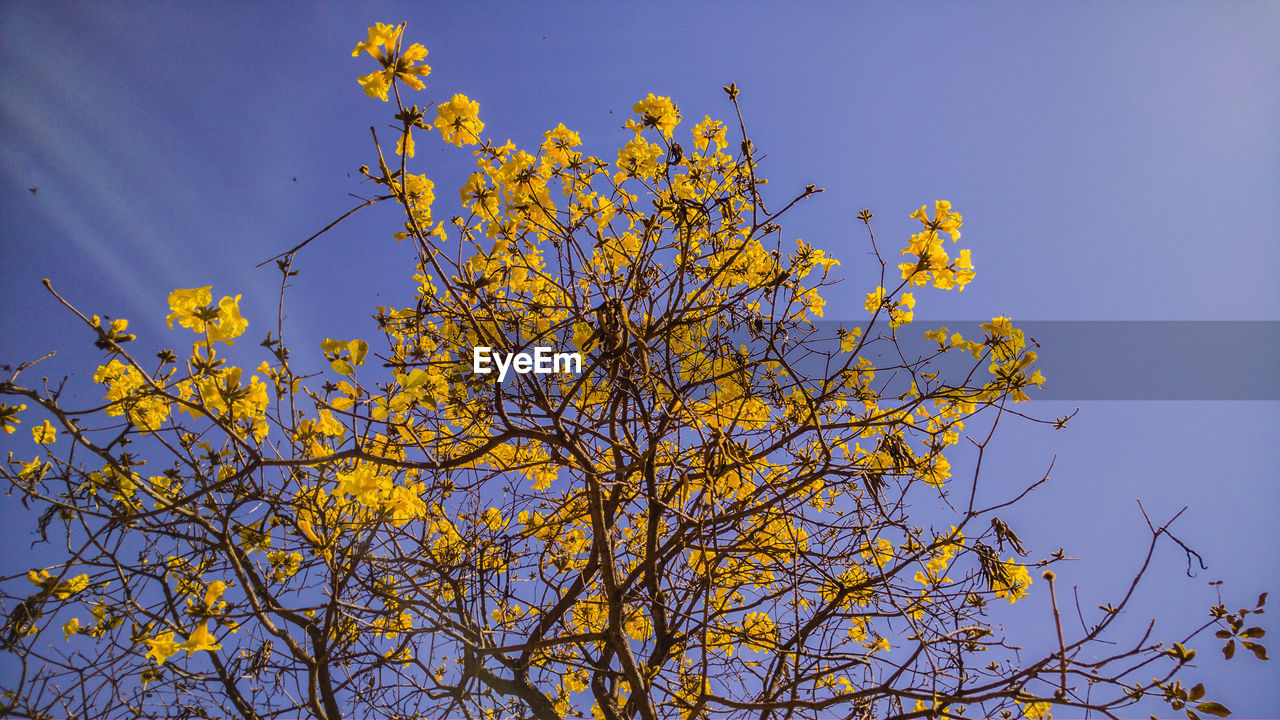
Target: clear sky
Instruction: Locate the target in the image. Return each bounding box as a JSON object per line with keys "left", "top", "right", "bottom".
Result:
{"left": 2, "top": 1, "right": 1277, "bottom": 713}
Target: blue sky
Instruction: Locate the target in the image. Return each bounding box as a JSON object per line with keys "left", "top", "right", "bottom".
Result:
{"left": 2, "top": 1, "right": 1277, "bottom": 713}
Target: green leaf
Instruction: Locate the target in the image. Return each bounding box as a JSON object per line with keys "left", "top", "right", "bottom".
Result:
{"left": 330, "top": 359, "right": 355, "bottom": 376}
{"left": 1240, "top": 627, "right": 1265, "bottom": 639}
{"left": 1241, "top": 641, "right": 1268, "bottom": 660}
{"left": 1195, "top": 701, "right": 1231, "bottom": 718}
{"left": 1189, "top": 683, "right": 1205, "bottom": 701}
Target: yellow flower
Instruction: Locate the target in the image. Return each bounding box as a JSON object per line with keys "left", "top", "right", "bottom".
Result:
{"left": 993, "top": 561, "right": 1032, "bottom": 603}
{"left": 628, "top": 93, "right": 681, "bottom": 139}
{"left": 266, "top": 550, "right": 303, "bottom": 581}
{"left": 435, "top": 94, "right": 483, "bottom": 146}
{"left": 802, "top": 288, "right": 826, "bottom": 318}
{"left": 459, "top": 172, "right": 498, "bottom": 217}
{"left": 315, "top": 409, "right": 345, "bottom": 438}
{"left": 901, "top": 202, "right": 973, "bottom": 290}
{"left": 862, "top": 537, "right": 894, "bottom": 568}
{"left": 481, "top": 506, "right": 506, "bottom": 532}
{"left": 180, "top": 621, "right": 222, "bottom": 656}
{"left": 397, "top": 129, "right": 416, "bottom": 158}
{"left": 910, "top": 200, "right": 963, "bottom": 240}
{"left": 166, "top": 286, "right": 214, "bottom": 331}
{"left": 352, "top": 22, "right": 403, "bottom": 59}
{"left": 890, "top": 292, "right": 916, "bottom": 328}
{"left": 92, "top": 358, "right": 171, "bottom": 432}
{"left": 29, "top": 570, "right": 90, "bottom": 599}
{"left": 846, "top": 617, "right": 869, "bottom": 643}
{"left": 17, "top": 457, "right": 48, "bottom": 482}
{"left": 0, "top": 402, "right": 26, "bottom": 434}
{"left": 144, "top": 631, "right": 181, "bottom": 665}
{"left": 921, "top": 454, "right": 951, "bottom": 487}
{"left": 692, "top": 115, "right": 727, "bottom": 153}
{"left": 166, "top": 287, "right": 247, "bottom": 345}
{"left": 615, "top": 137, "right": 665, "bottom": 182}
{"left": 623, "top": 609, "right": 653, "bottom": 641}
{"left": 840, "top": 326, "right": 863, "bottom": 352}
{"left": 32, "top": 419, "right": 56, "bottom": 444}
{"left": 353, "top": 23, "right": 430, "bottom": 101}
{"left": 563, "top": 669, "right": 589, "bottom": 694}
{"left": 203, "top": 581, "right": 228, "bottom": 609}
{"left": 864, "top": 286, "right": 885, "bottom": 313}
{"left": 742, "top": 611, "right": 778, "bottom": 653}
{"left": 336, "top": 463, "right": 391, "bottom": 504}
{"left": 540, "top": 123, "right": 581, "bottom": 165}
{"left": 62, "top": 617, "right": 81, "bottom": 641}
{"left": 205, "top": 295, "right": 248, "bottom": 344}
{"left": 298, "top": 518, "right": 323, "bottom": 545}
{"left": 944, "top": 248, "right": 976, "bottom": 291}
{"left": 358, "top": 71, "right": 393, "bottom": 102}
{"left": 60, "top": 573, "right": 90, "bottom": 598}
{"left": 393, "top": 173, "right": 436, "bottom": 230}
{"left": 1022, "top": 700, "right": 1052, "bottom": 719}
{"left": 983, "top": 315, "right": 1015, "bottom": 338}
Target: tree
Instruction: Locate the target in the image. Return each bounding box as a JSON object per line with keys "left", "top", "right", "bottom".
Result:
{"left": 0, "top": 21, "right": 1266, "bottom": 720}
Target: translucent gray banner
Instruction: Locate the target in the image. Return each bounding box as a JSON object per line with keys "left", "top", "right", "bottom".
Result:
{"left": 815, "top": 321, "right": 1280, "bottom": 400}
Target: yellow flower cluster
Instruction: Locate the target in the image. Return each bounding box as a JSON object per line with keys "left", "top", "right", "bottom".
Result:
{"left": 353, "top": 22, "right": 430, "bottom": 101}
{"left": 142, "top": 621, "right": 222, "bottom": 665}
{"left": 31, "top": 419, "right": 56, "bottom": 444}
{"left": 992, "top": 560, "right": 1033, "bottom": 603}
{"left": 898, "top": 201, "right": 976, "bottom": 291}
{"left": 166, "top": 287, "right": 248, "bottom": 345}
{"left": 1022, "top": 700, "right": 1053, "bottom": 719}
{"left": 540, "top": 123, "right": 581, "bottom": 165}
{"left": 27, "top": 569, "right": 90, "bottom": 599}
{"left": 981, "top": 316, "right": 1045, "bottom": 402}
{"left": 330, "top": 462, "right": 429, "bottom": 527}
{"left": 435, "top": 93, "right": 484, "bottom": 147}
{"left": 93, "top": 359, "right": 171, "bottom": 432}
{"left": 741, "top": 611, "right": 778, "bottom": 653}
{"left": 392, "top": 173, "right": 437, "bottom": 238}
{"left": 176, "top": 366, "right": 270, "bottom": 441}
{"left": 916, "top": 528, "right": 965, "bottom": 585}
{"left": 691, "top": 115, "right": 727, "bottom": 153}
{"left": 615, "top": 136, "right": 665, "bottom": 182}
{"left": 266, "top": 550, "right": 303, "bottom": 582}
{"left": 627, "top": 93, "right": 682, "bottom": 139}
{"left": 863, "top": 286, "right": 915, "bottom": 328}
